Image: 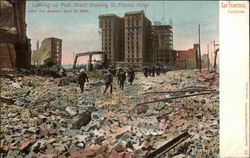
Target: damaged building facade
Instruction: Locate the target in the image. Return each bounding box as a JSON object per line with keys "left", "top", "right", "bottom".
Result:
{"left": 0, "top": 0, "right": 31, "bottom": 69}
{"left": 31, "top": 37, "right": 62, "bottom": 66}
{"left": 175, "top": 44, "right": 199, "bottom": 69}
{"left": 201, "top": 53, "right": 209, "bottom": 69}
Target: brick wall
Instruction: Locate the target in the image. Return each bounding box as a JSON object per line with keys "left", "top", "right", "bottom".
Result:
{"left": 0, "top": 43, "right": 16, "bottom": 68}
{"left": 176, "top": 48, "right": 196, "bottom": 69}
{"left": 0, "top": 1, "right": 14, "bottom": 29}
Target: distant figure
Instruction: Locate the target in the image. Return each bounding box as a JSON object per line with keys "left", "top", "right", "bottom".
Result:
{"left": 103, "top": 70, "right": 113, "bottom": 95}
{"left": 118, "top": 69, "right": 126, "bottom": 90}
{"left": 148, "top": 66, "right": 152, "bottom": 76}
{"left": 108, "top": 65, "right": 116, "bottom": 76}
{"left": 116, "top": 67, "right": 122, "bottom": 85}
{"left": 143, "top": 66, "right": 148, "bottom": 78}
{"left": 151, "top": 66, "right": 156, "bottom": 77}
{"left": 127, "top": 68, "right": 135, "bottom": 85}
{"left": 156, "top": 66, "right": 161, "bottom": 76}
{"left": 78, "top": 69, "right": 89, "bottom": 93}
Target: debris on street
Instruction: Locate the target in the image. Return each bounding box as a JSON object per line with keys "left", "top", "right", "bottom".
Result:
{"left": 0, "top": 69, "right": 219, "bottom": 158}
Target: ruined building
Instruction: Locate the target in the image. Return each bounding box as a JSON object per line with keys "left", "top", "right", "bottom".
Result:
{"left": 201, "top": 53, "right": 209, "bottom": 69}
{"left": 0, "top": 0, "right": 31, "bottom": 69}
{"left": 99, "top": 10, "right": 152, "bottom": 67}
{"left": 31, "top": 37, "right": 62, "bottom": 66}
{"left": 152, "top": 24, "right": 175, "bottom": 66}
{"left": 175, "top": 44, "right": 199, "bottom": 69}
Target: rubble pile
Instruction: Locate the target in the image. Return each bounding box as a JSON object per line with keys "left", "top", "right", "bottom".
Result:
{"left": 0, "top": 69, "right": 219, "bottom": 158}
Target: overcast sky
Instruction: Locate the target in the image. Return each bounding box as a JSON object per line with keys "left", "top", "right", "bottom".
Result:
{"left": 26, "top": 1, "right": 219, "bottom": 64}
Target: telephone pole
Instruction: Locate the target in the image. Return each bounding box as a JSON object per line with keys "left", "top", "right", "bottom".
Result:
{"left": 198, "top": 24, "right": 201, "bottom": 73}
{"left": 207, "top": 44, "right": 210, "bottom": 71}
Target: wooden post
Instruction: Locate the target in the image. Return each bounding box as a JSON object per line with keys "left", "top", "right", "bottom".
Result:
{"left": 198, "top": 24, "right": 202, "bottom": 73}
{"left": 88, "top": 55, "right": 92, "bottom": 71}
{"left": 207, "top": 44, "right": 210, "bottom": 71}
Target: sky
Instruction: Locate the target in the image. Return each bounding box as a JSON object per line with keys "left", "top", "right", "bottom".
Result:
{"left": 26, "top": 1, "right": 219, "bottom": 64}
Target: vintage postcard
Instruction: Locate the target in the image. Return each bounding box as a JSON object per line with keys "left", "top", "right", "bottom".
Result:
{"left": 0, "top": 0, "right": 249, "bottom": 158}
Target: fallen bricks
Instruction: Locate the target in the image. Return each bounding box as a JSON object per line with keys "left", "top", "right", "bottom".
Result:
{"left": 0, "top": 96, "right": 15, "bottom": 105}
{"left": 71, "top": 110, "right": 92, "bottom": 129}
{"left": 145, "top": 131, "right": 191, "bottom": 158}
{"left": 0, "top": 69, "right": 219, "bottom": 157}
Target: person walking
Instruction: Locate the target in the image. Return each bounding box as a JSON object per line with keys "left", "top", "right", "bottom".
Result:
{"left": 156, "top": 66, "right": 161, "bottom": 76}
{"left": 103, "top": 69, "right": 113, "bottom": 95}
{"left": 116, "top": 67, "right": 122, "bottom": 85}
{"left": 143, "top": 66, "right": 148, "bottom": 78}
{"left": 127, "top": 68, "right": 135, "bottom": 85}
{"left": 152, "top": 66, "right": 156, "bottom": 77}
{"left": 78, "top": 69, "right": 89, "bottom": 93}
{"left": 118, "top": 69, "right": 126, "bottom": 90}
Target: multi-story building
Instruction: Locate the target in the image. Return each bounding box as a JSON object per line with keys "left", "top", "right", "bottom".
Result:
{"left": 31, "top": 37, "right": 62, "bottom": 66}
{"left": 99, "top": 11, "right": 152, "bottom": 67}
{"left": 99, "top": 10, "right": 177, "bottom": 67}
{"left": 124, "top": 11, "right": 151, "bottom": 65}
{"left": 152, "top": 24, "right": 174, "bottom": 66}
{"left": 99, "top": 14, "right": 124, "bottom": 65}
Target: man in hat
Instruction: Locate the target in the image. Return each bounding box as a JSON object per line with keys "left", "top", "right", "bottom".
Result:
{"left": 78, "top": 69, "right": 89, "bottom": 93}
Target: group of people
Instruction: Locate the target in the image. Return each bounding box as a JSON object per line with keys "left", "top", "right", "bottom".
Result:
{"left": 78, "top": 67, "right": 135, "bottom": 95}
{"left": 142, "top": 65, "right": 165, "bottom": 78}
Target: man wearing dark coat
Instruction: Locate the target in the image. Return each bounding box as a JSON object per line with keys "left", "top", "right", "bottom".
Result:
{"left": 78, "top": 69, "right": 89, "bottom": 93}
{"left": 103, "top": 69, "right": 113, "bottom": 95}
{"left": 127, "top": 68, "right": 135, "bottom": 85}
{"left": 118, "top": 69, "right": 126, "bottom": 90}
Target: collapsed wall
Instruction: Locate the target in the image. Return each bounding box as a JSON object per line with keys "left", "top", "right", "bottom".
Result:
{"left": 175, "top": 44, "right": 199, "bottom": 69}
{"left": 0, "top": 0, "right": 31, "bottom": 69}
{"left": 31, "top": 37, "right": 62, "bottom": 66}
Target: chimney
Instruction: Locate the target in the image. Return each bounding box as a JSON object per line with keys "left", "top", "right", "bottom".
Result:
{"left": 36, "top": 40, "right": 39, "bottom": 50}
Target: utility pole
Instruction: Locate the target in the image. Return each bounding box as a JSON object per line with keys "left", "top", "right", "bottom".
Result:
{"left": 198, "top": 24, "right": 201, "bottom": 73}
{"left": 207, "top": 44, "right": 210, "bottom": 71}
{"left": 212, "top": 41, "right": 216, "bottom": 71}
{"left": 212, "top": 41, "right": 216, "bottom": 53}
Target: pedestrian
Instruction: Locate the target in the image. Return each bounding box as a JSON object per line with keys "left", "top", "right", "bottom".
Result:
{"left": 148, "top": 66, "right": 152, "bottom": 76}
{"left": 152, "top": 66, "right": 156, "bottom": 77}
{"left": 143, "top": 66, "right": 148, "bottom": 78}
{"left": 156, "top": 66, "right": 161, "bottom": 76}
{"left": 78, "top": 69, "right": 89, "bottom": 93}
{"left": 103, "top": 69, "right": 113, "bottom": 95}
{"left": 116, "top": 67, "right": 122, "bottom": 85}
{"left": 118, "top": 69, "right": 126, "bottom": 90}
{"left": 127, "top": 67, "right": 135, "bottom": 85}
